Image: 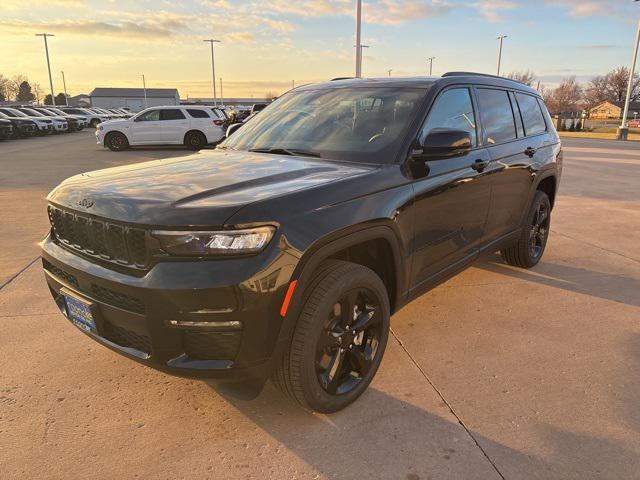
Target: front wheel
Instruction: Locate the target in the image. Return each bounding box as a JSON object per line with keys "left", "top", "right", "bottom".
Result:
{"left": 501, "top": 190, "right": 551, "bottom": 268}
{"left": 273, "top": 260, "right": 390, "bottom": 413}
{"left": 105, "top": 131, "right": 129, "bottom": 152}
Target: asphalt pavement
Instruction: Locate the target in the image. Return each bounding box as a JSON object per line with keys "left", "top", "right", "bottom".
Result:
{"left": 1, "top": 132, "right": 638, "bottom": 479}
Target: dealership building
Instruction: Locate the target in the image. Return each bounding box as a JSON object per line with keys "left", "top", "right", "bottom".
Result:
{"left": 89, "top": 88, "right": 180, "bottom": 112}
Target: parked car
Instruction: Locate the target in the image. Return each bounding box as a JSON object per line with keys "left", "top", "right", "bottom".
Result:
{"left": 59, "top": 107, "right": 108, "bottom": 128}
{"left": 37, "top": 107, "right": 87, "bottom": 130}
{"left": 41, "top": 73, "right": 561, "bottom": 412}
{"left": 0, "top": 118, "right": 13, "bottom": 140}
{"left": 18, "top": 107, "right": 72, "bottom": 133}
{"left": 0, "top": 111, "right": 37, "bottom": 138}
{"left": 96, "top": 105, "right": 226, "bottom": 151}
{"left": 106, "top": 108, "right": 133, "bottom": 119}
{"left": 0, "top": 107, "right": 54, "bottom": 135}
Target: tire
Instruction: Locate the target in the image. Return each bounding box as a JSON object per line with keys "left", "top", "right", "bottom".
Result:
{"left": 273, "top": 260, "right": 390, "bottom": 413}
{"left": 500, "top": 190, "right": 551, "bottom": 268}
{"left": 105, "top": 131, "right": 129, "bottom": 152}
{"left": 184, "top": 131, "right": 207, "bottom": 150}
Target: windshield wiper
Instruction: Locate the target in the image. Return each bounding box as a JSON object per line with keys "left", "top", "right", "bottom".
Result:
{"left": 248, "top": 147, "right": 321, "bottom": 158}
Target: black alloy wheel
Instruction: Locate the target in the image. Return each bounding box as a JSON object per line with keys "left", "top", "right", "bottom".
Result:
{"left": 185, "top": 131, "right": 206, "bottom": 150}
{"left": 316, "top": 288, "right": 382, "bottom": 395}
{"left": 272, "top": 260, "right": 390, "bottom": 413}
{"left": 500, "top": 190, "right": 551, "bottom": 268}
{"left": 106, "top": 132, "right": 129, "bottom": 152}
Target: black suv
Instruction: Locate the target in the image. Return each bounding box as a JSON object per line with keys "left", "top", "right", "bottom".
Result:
{"left": 41, "top": 73, "right": 561, "bottom": 412}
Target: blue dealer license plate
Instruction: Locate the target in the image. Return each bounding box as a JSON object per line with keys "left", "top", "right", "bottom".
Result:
{"left": 63, "top": 293, "right": 96, "bottom": 333}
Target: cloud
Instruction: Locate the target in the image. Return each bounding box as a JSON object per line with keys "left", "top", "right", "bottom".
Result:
{"left": 264, "top": 0, "right": 352, "bottom": 17}
{"left": 365, "top": 0, "right": 453, "bottom": 25}
{"left": 225, "top": 31, "right": 256, "bottom": 43}
{"left": 471, "top": 0, "right": 516, "bottom": 23}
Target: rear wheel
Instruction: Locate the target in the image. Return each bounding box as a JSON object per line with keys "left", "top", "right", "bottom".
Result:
{"left": 501, "top": 190, "right": 551, "bottom": 268}
{"left": 184, "top": 131, "right": 207, "bottom": 150}
{"left": 105, "top": 131, "right": 129, "bottom": 152}
{"left": 273, "top": 260, "right": 390, "bottom": 413}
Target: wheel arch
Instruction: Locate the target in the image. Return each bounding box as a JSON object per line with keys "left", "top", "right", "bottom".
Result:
{"left": 536, "top": 174, "right": 557, "bottom": 209}
{"left": 183, "top": 129, "right": 207, "bottom": 143}
{"left": 104, "top": 129, "right": 129, "bottom": 143}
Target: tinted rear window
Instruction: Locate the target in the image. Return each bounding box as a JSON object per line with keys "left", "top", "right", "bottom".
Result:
{"left": 187, "top": 109, "right": 210, "bottom": 118}
{"left": 476, "top": 89, "right": 517, "bottom": 145}
{"left": 160, "top": 109, "right": 185, "bottom": 120}
{"left": 515, "top": 93, "right": 546, "bottom": 136}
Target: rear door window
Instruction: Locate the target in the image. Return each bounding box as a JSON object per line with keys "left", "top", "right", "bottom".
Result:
{"left": 187, "top": 109, "right": 210, "bottom": 118}
{"left": 419, "top": 88, "right": 477, "bottom": 147}
{"left": 515, "top": 93, "right": 546, "bottom": 136}
{"left": 476, "top": 88, "right": 517, "bottom": 145}
{"left": 160, "top": 109, "right": 186, "bottom": 120}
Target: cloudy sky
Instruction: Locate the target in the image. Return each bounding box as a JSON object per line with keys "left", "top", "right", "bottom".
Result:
{"left": 1, "top": 0, "right": 640, "bottom": 98}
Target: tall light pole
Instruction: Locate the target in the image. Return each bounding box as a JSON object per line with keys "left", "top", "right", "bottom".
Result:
{"left": 496, "top": 35, "right": 507, "bottom": 76}
{"left": 359, "top": 45, "right": 369, "bottom": 77}
{"left": 388, "top": 69, "right": 392, "bottom": 77}
{"left": 355, "top": 0, "right": 363, "bottom": 77}
{"left": 142, "top": 74, "right": 147, "bottom": 109}
{"left": 219, "top": 77, "right": 223, "bottom": 106}
{"left": 427, "top": 56, "right": 436, "bottom": 76}
{"left": 61, "top": 71, "right": 68, "bottom": 105}
{"left": 35, "top": 33, "right": 56, "bottom": 106}
{"left": 618, "top": 6, "right": 640, "bottom": 140}
{"left": 203, "top": 39, "right": 221, "bottom": 105}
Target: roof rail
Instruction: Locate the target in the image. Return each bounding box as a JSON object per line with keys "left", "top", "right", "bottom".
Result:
{"left": 330, "top": 77, "right": 355, "bottom": 81}
{"left": 442, "top": 71, "right": 510, "bottom": 80}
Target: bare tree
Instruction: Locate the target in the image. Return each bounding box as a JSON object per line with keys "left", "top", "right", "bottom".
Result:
{"left": 507, "top": 70, "right": 536, "bottom": 87}
{"left": 583, "top": 75, "right": 610, "bottom": 109}
{"left": 7, "top": 74, "right": 29, "bottom": 100}
{"left": 0, "top": 74, "right": 9, "bottom": 101}
{"left": 264, "top": 90, "right": 277, "bottom": 100}
{"left": 545, "top": 77, "right": 583, "bottom": 114}
{"left": 32, "top": 83, "right": 43, "bottom": 104}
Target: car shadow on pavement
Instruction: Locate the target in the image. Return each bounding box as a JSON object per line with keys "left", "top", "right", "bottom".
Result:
{"left": 207, "top": 382, "right": 639, "bottom": 479}
{"left": 476, "top": 254, "right": 640, "bottom": 308}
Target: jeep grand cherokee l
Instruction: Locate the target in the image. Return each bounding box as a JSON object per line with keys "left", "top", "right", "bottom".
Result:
{"left": 41, "top": 73, "right": 561, "bottom": 413}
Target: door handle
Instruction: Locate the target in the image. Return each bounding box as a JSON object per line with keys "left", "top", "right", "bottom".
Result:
{"left": 524, "top": 147, "right": 537, "bottom": 157}
{"left": 471, "top": 159, "right": 489, "bottom": 172}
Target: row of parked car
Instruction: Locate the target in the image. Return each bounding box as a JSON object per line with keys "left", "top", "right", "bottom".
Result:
{"left": 0, "top": 105, "right": 132, "bottom": 141}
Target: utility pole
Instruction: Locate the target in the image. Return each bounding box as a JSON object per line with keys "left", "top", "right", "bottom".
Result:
{"left": 496, "top": 35, "right": 507, "bottom": 76}
{"left": 388, "top": 69, "right": 392, "bottom": 77}
{"left": 35, "top": 33, "right": 56, "bottom": 106}
{"left": 355, "top": 0, "right": 362, "bottom": 77}
{"left": 359, "top": 45, "right": 369, "bottom": 76}
{"left": 203, "top": 39, "right": 221, "bottom": 105}
{"left": 61, "top": 71, "right": 68, "bottom": 105}
{"left": 142, "top": 74, "right": 147, "bottom": 109}
{"left": 618, "top": 17, "right": 640, "bottom": 140}
{"left": 219, "top": 77, "right": 223, "bottom": 106}
{"left": 292, "top": 80, "right": 295, "bottom": 89}
{"left": 427, "top": 56, "right": 435, "bottom": 76}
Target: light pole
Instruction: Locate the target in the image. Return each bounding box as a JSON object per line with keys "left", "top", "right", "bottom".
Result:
{"left": 618, "top": 6, "right": 640, "bottom": 140}
{"left": 35, "top": 33, "right": 56, "bottom": 106}
{"left": 203, "top": 39, "right": 221, "bottom": 105}
{"left": 496, "top": 35, "right": 507, "bottom": 76}
{"left": 219, "top": 77, "right": 223, "bottom": 106}
{"left": 61, "top": 71, "right": 68, "bottom": 105}
{"left": 359, "top": 45, "right": 369, "bottom": 76}
{"left": 142, "top": 74, "right": 147, "bottom": 109}
{"left": 355, "top": 0, "right": 363, "bottom": 77}
{"left": 388, "top": 69, "right": 392, "bottom": 77}
{"left": 427, "top": 56, "right": 436, "bottom": 76}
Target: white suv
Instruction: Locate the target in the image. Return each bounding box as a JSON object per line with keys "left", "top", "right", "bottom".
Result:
{"left": 96, "top": 105, "right": 227, "bottom": 151}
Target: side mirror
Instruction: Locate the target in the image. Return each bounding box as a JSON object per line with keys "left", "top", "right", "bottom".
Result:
{"left": 226, "top": 123, "right": 243, "bottom": 137}
{"left": 413, "top": 128, "right": 472, "bottom": 160}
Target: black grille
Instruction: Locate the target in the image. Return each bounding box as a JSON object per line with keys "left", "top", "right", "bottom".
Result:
{"left": 42, "top": 259, "right": 79, "bottom": 288}
{"left": 184, "top": 331, "right": 242, "bottom": 360}
{"left": 103, "top": 322, "right": 152, "bottom": 355}
{"left": 48, "top": 205, "right": 148, "bottom": 268}
{"left": 90, "top": 284, "right": 145, "bottom": 314}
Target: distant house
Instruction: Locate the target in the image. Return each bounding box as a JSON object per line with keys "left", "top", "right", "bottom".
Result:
{"left": 90, "top": 87, "right": 180, "bottom": 112}
{"left": 68, "top": 94, "right": 91, "bottom": 107}
{"left": 589, "top": 100, "right": 640, "bottom": 119}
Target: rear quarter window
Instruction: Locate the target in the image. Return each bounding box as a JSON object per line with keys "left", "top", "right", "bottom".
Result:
{"left": 515, "top": 93, "right": 546, "bottom": 136}
{"left": 476, "top": 88, "right": 517, "bottom": 145}
{"left": 187, "top": 109, "right": 210, "bottom": 119}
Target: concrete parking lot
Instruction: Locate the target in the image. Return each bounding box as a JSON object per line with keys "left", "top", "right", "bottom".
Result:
{"left": 1, "top": 132, "right": 639, "bottom": 479}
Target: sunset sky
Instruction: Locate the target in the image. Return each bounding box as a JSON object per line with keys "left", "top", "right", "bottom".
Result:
{"left": 2, "top": 0, "right": 640, "bottom": 99}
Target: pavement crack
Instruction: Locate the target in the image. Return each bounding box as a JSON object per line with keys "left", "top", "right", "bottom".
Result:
{"left": 0, "top": 256, "right": 39, "bottom": 292}
{"left": 552, "top": 229, "right": 640, "bottom": 264}
{"left": 390, "top": 328, "right": 506, "bottom": 480}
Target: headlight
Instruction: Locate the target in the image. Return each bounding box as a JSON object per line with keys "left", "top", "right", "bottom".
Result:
{"left": 98, "top": 125, "right": 104, "bottom": 131}
{"left": 151, "top": 226, "right": 275, "bottom": 256}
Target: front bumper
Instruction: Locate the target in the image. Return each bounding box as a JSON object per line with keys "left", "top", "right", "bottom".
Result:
{"left": 0, "top": 126, "right": 12, "bottom": 139}
{"left": 40, "top": 233, "right": 297, "bottom": 385}
{"left": 95, "top": 129, "right": 104, "bottom": 145}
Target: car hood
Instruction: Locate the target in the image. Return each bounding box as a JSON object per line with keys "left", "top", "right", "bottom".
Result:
{"left": 47, "top": 150, "right": 376, "bottom": 226}
{"left": 102, "top": 118, "right": 128, "bottom": 127}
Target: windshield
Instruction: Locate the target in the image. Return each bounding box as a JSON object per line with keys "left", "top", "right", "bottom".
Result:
{"left": 221, "top": 87, "right": 427, "bottom": 164}
{"left": 21, "top": 108, "right": 46, "bottom": 117}
{"left": 3, "top": 108, "right": 27, "bottom": 117}
{"left": 48, "top": 108, "right": 65, "bottom": 115}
